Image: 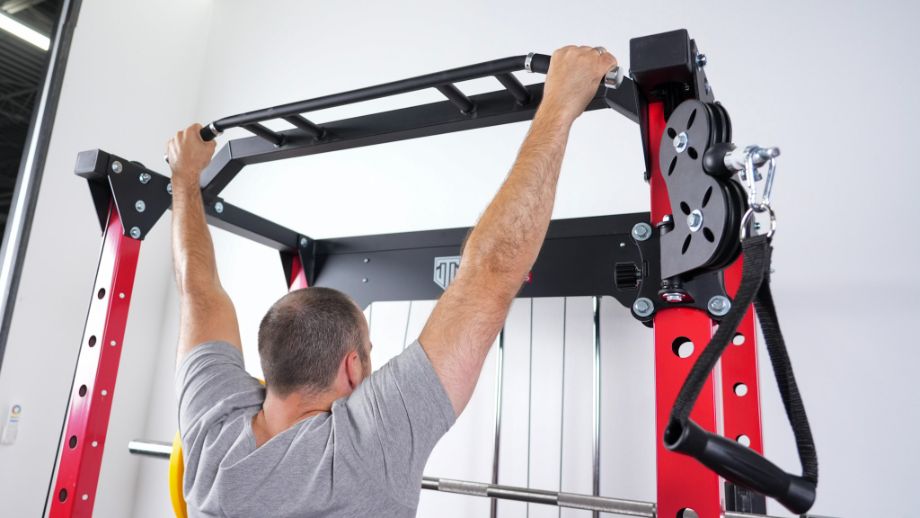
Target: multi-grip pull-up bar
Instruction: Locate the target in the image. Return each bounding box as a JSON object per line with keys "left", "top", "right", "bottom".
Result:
{"left": 49, "top": 28, "right": 822, "bottom": 518}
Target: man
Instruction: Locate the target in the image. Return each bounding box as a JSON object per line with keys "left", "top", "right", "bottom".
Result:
{"left": 169, "top": 45, "right": 617, "bottom": 517}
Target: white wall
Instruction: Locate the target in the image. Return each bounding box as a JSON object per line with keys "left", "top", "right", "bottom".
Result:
{"left": 2, "top": 0, "right": 918, "bottom": 517}
{"left": 0, "top": 1, "right": 214, "bottom": 517}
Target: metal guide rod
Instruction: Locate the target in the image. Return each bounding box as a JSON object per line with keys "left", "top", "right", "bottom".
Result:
{"left": 490, "top": 329, "right": 505, "bottom": 518}
{"left": 557, "top": 299, "right": 567, "bottom": 518}
{"left": 126, "top": 440, "right": 828, "bottom": 518}
{"left": 592, "top": 296, "right": 601, "bottom": 517}
{"left": 204, "top": 55, "right": 549, "bottom": 135}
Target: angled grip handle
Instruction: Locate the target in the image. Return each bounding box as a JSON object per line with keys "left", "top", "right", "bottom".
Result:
{"left": 664, "top": 419, "right": 816, "bottom": 515}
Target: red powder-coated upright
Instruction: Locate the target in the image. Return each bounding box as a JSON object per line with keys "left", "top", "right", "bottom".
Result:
{"left": 48, "top": 206, "right": 141, "bottom": 518}
{"left": 648, "top": 101, "right": 722, "bottom": 518}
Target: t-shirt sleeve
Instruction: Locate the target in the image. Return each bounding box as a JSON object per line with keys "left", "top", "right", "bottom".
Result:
{"left": 175, "top": 341, "right": 264, "bottom": 450}
{"left": 340, "top": 340, "right": 456, "bottom": 508}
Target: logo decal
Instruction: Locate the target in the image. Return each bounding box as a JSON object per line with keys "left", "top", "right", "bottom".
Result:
{"left": 433, "top": 256, "right": 461, "bottom": 290}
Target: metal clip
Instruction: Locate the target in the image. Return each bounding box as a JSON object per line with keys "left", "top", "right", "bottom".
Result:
{"left": 739, "top": 146, "right": 779, "bottom": 240}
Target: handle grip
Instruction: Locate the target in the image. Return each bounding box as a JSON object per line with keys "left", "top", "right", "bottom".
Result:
{"left": 664, "top": 419, "right": 816, "bottom": 514}
{"left": 199, "top": 123, "right": 220, "bottom": 142}
{"left": 524, "top": 53, "right": 623, "bottom": 89}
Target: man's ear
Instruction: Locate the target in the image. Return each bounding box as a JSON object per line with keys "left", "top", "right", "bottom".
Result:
{"left": 345, "top": 350, "right": 363, "bottom": 389}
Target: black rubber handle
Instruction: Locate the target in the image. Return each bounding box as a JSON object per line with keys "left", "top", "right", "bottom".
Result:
{"left": 529, "top": 53, "right": 551, "bottom": 74}
{"left": 199, "top": 124, "right": 219, "bottom": 142}
{"left": 665, "top": 419, "right": 816, "bottom": 514}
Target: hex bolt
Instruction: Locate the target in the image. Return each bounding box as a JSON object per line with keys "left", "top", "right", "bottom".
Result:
{"left": 687, "top": 209, "right": 703, "bottom": 232}
{"left": 111, "top": 161, "right": 123, "bottom": 174}
{"left": 363, "top": 258, "right": 370, "bottom": 263}
{"left": 214, "top": 201, "right": 224, "bottom": 214}
{"left": 708, "top": 295, "right": 731, "bottom": 317}
{"left": 673, "top": 132, "right": 689, "bottom": 153}
{"left": 361, "top": 278, "right": 368, "bottom": 283}
{"left": 632, "top": 297, "right": 654, "bottom": 318}
{"left": 129, "top": 227, "right": 142, "bottom": 239}
{"left": 166, "top": 182, "right": 173, "bottom": 195}
{"left": 134, "top": 200, "right": 146, "bottom": 213}
{"left": 696, "top": 53, "right": 707, "bottom": 68}
{"left": 138, "top": 172, "right": 151, "bottom": 184}
{"left": 299, "top": 237, "right": 309, "bottom": 248}
{"left": 631, "top": 222, "right": 653, "bottom": 242}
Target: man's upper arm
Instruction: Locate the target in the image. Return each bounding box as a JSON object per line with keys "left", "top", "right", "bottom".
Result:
{"left": 176, "top": 288, "right": 243, "bottom": 368}
{"left": 418, "top": 269, "right": 517, "bottom": 416}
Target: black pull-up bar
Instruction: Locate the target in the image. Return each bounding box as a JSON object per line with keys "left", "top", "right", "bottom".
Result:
{"left": 196, "top": 54, "right": 557, "bottom": 143}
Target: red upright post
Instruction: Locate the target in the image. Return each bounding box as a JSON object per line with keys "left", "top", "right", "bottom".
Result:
{"left": 648, "top": 101, "right": 722, "bottom": 518}
{"left": 49, "top": 205, "right": 141, "bottom": 518}
{"left": 287, "top": 255, "right": 309, "bottom": 290}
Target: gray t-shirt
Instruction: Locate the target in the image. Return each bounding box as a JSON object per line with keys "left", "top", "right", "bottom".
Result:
{"left": 175, "top": 341, "right": 455, "bottom": 517}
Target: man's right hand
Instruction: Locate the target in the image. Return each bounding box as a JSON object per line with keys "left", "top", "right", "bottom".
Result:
{"left": 540, "top": 45, "right": 618, "bottom": 123}
{"left": 167, "top": 123, "right": 216, "bottom": 188}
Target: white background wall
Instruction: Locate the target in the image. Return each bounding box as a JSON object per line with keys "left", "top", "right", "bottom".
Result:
{"left": 0, "top": 1, "right": 917, "bottom": 517}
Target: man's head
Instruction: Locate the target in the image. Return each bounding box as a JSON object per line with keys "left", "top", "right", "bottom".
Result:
{"left": 258, "top": 287, "right": 371, "bottom": 397}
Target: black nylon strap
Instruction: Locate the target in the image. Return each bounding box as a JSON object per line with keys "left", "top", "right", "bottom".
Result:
{"left": 668, "top": 234, "right": 818, "bottom": 484}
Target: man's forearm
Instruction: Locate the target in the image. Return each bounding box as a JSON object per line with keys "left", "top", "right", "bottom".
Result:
{"left": 171, "top": 174, "right": 221, "bottom": 295}
{"left": 460, "top": 106, "right": 573, "bottom": 294}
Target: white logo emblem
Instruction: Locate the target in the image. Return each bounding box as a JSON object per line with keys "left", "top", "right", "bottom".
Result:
{"left": 433, "top": 256, "right": 461, "bottom": 290}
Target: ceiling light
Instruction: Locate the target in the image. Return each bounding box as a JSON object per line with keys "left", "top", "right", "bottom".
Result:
{"left": 0, "top": 11, "right": 50, "bottom": 51}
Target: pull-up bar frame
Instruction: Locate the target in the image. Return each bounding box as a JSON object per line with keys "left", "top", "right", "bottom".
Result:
{"left": 50, "top": 28, "right": 790, "bottom": 518}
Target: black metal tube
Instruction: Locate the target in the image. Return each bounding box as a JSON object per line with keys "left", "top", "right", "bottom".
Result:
{"left": 495, "top": 73, "right": 531, "bottom": 104}
{"left": 282, "top": 115, "right": 325, "bottom": 139}
{"left": 208, "top": 55, "right": 549, "bottom": 131}
{"left": 435, "top": 84, "right": 475, "bottom": 114}
{"left": 242, "top": 123, "right": 285, "bottom": 146}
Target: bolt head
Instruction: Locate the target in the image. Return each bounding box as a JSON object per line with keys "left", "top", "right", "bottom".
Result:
{"left": 139, "top": 172, "right": 151, "bottom": 184}
{"left": 361, "top": 277, "right": 368, "bottom": 283}
{"left": 111, "top": 161, "right": 123, "bottom": 174}
{"left": 631, "top": 222, "right": 652, "bottom": 242}
{"left": 134, "top": 200, "right": 146, "bottom": 213}
{"left": 632, "top": 297, "right": 654, "bottom": 318}
{"left": 166, "top": 182, "right": 173, "bottom": 195}
{"left": 687, "top": 209, "right": 703, "bottom": 232}
{"left": 299, "top": 237, "right": 308, "bottom": 247}
{"left": 214, "top": 201, "right": 224, "bottom": 214}
{"left": 696, "top": 53, "right": 707, "bottom": 68}
{"left": 673, "top": 132, "right": 689, "bottom": 153}
{"left": 129, "top": 227, "right": 141, "bottom": 239}
{"left": 708, "top": 295, "right": 731, "bottom": 317}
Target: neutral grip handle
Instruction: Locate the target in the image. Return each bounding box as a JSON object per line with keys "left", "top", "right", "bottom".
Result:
{"left": 525, "top": 53, "right": 623, "bottom": 89}
{"left": 664, "top": 419, "right": 816, "bottom": 514}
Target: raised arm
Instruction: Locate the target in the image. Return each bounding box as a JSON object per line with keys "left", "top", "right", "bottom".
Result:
{"left": 167, "top": 124, "right": 242, "bottom": 367}
{"left": 419, "top": 46, "right": 617, "bottom": 415}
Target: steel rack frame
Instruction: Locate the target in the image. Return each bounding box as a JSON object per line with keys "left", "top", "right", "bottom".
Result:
{"left": 51, "top": 29, "right": 806, "bottom": 518}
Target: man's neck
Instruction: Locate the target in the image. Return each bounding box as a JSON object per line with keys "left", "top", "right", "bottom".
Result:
{"left": 251, "top": 388, "right": 340, "bottom": 447}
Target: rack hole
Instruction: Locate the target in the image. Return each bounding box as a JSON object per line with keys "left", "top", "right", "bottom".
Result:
{"left": 667, "top": 127, "right": 677, "bottom": 139}
{"left": 703, "top": 227, "right": 715, "bottom": 242}
{"left": 737, "top": 435, "right": 751, "bottom": 447}
{"left": 734, "top": 383, "right": 749, "bottom": 397}
{"left": 668, "top": 156, "right": 677, "bottom": 176}
{"left": 68, "top": 435, "right": 77, "bottom": 449}
{"left": 88, "top": 335, "right": 96, "bottom": 347}
{"left": 97, "top": 288, "right": 105, "bottom": 299}
{"left": 702, "top": 186, "right": 713, "bottom": 207}
{"left": 733, "top": 333, "right": 746, "bottom": 346}
{"left": 681, "top": 234, "right": 692, "bottom": 255}
{"left": 672, "top": 337, "right": 694, "bottom": 359}
{"left": 58, "top": 489, "right": 68, "bottom": 502}
{"left": 687, "top": 109, "right": 697, "bottom": 129}
{"left": 78, "top": 385, "right": 87, "bottom": 397}
{"left": 687, "top": 147, "right": 698, "bottom": 159}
